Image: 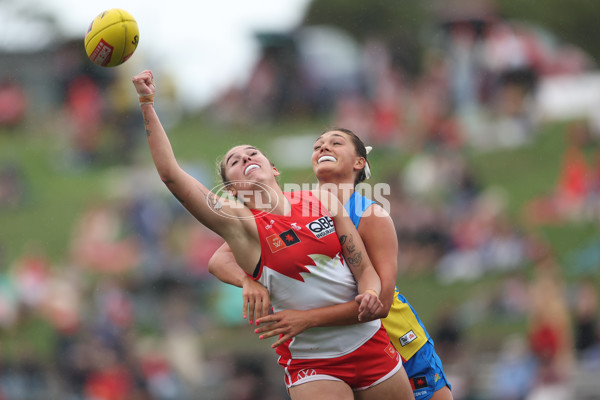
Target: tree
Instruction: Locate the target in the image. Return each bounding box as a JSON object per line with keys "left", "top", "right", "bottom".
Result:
{"left": 496, "top": 0, "right": 600, "bottom": 64}
{"left": 302, "top": 0, "right": 432, "bottom": 76}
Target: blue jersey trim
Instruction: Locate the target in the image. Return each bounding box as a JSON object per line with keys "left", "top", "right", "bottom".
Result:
{"left": 344, "top": 191, "right": 376, "bottom": 229}
{"left": 344, "top": 191, "right": 432, "bottom": 343}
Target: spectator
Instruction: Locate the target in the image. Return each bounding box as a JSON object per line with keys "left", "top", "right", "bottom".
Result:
{"left": 0, "top": 162, "right": 27, "bottom": 209}
{"left": 527, "top": 251, "right": 575, "bottom": 394}
{"left": 63, "top": 75, "right": 104, "bottom": 166}
{"left": 573, "top": 280, "right": 600, "bottom": 361}
{"left": 0, "top": 79, "right": 27, "bottom": 128}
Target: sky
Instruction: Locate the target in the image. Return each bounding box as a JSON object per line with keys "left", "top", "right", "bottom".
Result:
{"left": 2, "top": 0, "right": 311, "bottom": 108}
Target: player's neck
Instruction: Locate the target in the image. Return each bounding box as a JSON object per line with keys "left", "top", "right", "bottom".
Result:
{"left": 245, "top": 185, "right": 290, "bottom": 215}
{"left": 317, "top": 179, "right": 355, "bottom": 204}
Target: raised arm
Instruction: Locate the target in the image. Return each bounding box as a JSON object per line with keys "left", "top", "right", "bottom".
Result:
{"left": 208, "top": 242, "right": 271, "bottom": 323}
{"left": 132, "top": 70, "right": 258, "bottom": 272}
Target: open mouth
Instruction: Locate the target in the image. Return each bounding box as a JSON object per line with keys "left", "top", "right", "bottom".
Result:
{"left": 318, "top": 155, "right": 337, "bottom": 164}
{"left": 244, "top": 164, "right": 260, "bottom": 176}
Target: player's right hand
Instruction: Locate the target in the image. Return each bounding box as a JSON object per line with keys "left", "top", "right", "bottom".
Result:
{"left": 131, "top": 69, "right": 156, "bottom": 96}
{"left": 254, "top": 309, "right": 312, "bottom": 348}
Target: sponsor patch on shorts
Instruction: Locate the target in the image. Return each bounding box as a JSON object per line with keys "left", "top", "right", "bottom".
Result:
{"left": 410, "top": 376, "right": 428, "bottom": 390}
{"left": 384, "top": 343, "right": 397, "bottom": 359}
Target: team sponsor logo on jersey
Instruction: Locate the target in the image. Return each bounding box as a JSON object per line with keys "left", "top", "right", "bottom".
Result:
{"left": 267, "top": 235, "right": 285, "bottom": 253}
{"left": 279, "top": 229, "right": 300, "bottom": 246}
{"left": 266, "top": 229, "right": 300, "bottom": 253}
{"left": 399, "top": 330, "right": 417, "bottom": 346}
{"left": 305, "top": 216, "right": 335, "bottom": 238}
{"left": 410, "top": 376, "right": 428, "bottom": 390}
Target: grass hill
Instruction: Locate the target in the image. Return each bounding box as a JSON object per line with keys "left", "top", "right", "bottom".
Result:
{"left": 0, "top": 114, "right": 598, "bottom": 355}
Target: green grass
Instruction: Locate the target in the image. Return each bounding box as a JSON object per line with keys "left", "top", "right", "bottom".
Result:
{"left": 1, "top": 115, "right": 597, "bottom": 356}
{"left": 0, "top": 132, "right": 110, "bottom": 263}
{"left": 466, "top": 122, "right": 567, "bottom": 217}
{"left": 466, "top": 122, "right": 599, "bottom": 267}
{"left": 0, "top": 315, "right": 57, "bottom": 362}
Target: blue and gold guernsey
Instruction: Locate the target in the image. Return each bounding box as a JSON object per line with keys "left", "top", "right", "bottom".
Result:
{"left": 345, "top": 191, "right": 429, "bottom": 360}
{"left": 344, "top": 191, "right": 451, "bottom": 400}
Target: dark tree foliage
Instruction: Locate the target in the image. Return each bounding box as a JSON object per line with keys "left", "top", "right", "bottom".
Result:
{"left": 302, "top": 0, "right": 433, "bottom": 76}
{"left": 496, "top": 0, "right": 600, "bottom": 64}
{"left": 302, "top": 0, "right": 600, "bottom": 74}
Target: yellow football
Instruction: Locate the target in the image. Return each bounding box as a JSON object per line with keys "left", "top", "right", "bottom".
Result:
{"left": 84, "top": 9, "right": 139, "bottom": 67}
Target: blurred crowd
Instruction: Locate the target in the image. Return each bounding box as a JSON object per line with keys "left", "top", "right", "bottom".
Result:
{"left": 1, "top": 6, "right": 600, "bottom": 400}
{"left": 0, "top": 178, "right": 286, "bottom": 400}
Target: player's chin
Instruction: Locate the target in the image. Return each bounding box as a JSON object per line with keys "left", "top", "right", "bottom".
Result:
{"left": 315, "top": 161, "right": 337, "bottom": 171}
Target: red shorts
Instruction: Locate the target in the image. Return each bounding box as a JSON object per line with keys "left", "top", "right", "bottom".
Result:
{"left": 278, "top": 327, "right": 402, "bottom": 391}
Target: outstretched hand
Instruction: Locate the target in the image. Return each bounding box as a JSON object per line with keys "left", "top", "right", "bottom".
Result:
{"left": 355, "top": 291, "right": 384, "bottom": 322}
{"left": 254, "top": 310, "right": 312, "bottom": 348}
{"left": 131, "top": 69, "right": 156, "bottom": 96}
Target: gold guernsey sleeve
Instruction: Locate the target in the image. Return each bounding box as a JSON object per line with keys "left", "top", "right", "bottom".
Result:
{"left": 381, "top": 287, "right": 429, "bottom": 361}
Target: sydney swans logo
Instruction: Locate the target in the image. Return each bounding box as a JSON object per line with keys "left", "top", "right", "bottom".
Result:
{"left": 208, "top": 180, "right": 280, "bottom": 220}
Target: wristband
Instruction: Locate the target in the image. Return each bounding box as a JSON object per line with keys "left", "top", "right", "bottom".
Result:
{"left": 363, "top": 289, "right": 379, "bottom": 297}
{"left": 138, "top": 93, "right": 155, "bottom": 105}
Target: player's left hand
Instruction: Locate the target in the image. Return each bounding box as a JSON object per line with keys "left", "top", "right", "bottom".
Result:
{"left": 241, "top": 276, "right": 271, "bottom": 324}
{"left": 254, "top": 310, "right": 312, "bottom": 348}
{"left": 355, "top": 291, "right": 384, "bottom": 321}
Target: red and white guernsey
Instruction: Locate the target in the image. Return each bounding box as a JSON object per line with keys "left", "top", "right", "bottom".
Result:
{"left": 251, "top": 191, "right": 381, "bottom": 360}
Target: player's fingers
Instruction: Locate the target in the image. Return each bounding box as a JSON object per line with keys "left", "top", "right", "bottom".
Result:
{"left": 258, "top": 329, "right": 279, "bottom": 340}
{"left": 271, "top": 334, "right": 292, "bottom": 348}
{"left": 358, "top": 307, "right": 369, "bottom": 321}
{"left": 257, "top": 326, "right": 283, "bottom": 340}
{"left": 132, "top": 71, "right": 147, "bottom": 83}
{"left": 139, "top": 70, "right": 152, "bottom": 80}
{"left": 359, "top": 309, "right": 375, "bottom": 321}
{"left": 254, "top": 325, "right": 269, "bottom": 335}
{"left": 357, "top": 296, "right": 371, "bottom": 312}
{"left": 358, "top": 295, "right": 381, "bottom": 321}
{"left": 367, "top": 298, "right": 379, "bottom": 314}
{"left": 248, "top": 298, "right": 256, "bottom": 324}
{"left": 261, "top": 297, "right": 271, "bottom": 319}
{"left": 242, "top": 297, "right": 249, "bottom": 320}
{"left": 253, "top": 298, "right": 263, "bottom": 325}
{"left": 255, "top": 314, "right": 275, "bottom": 326}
